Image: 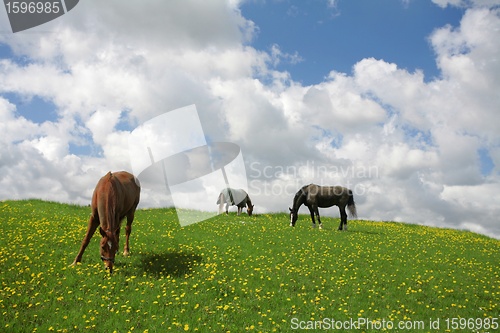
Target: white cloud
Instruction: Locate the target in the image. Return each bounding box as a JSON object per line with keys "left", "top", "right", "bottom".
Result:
{"left": 86, "top": 109, "right": 121, "bottom": 146}
{"left": 30, "top": 136, "right": 67, "bottom": 161}
{"left": 270, "top": 44, "right": 304, "bottom": 67}
{"left": 375, "top": 143, "right": 439, "bottom": 180}
{"left": 0, "top": 0, "right": 499, "bottom": 238}
{"left": 430, "top": 8, "right": 500, "bottom": 139}
{"left": 0, "top": 97, "right": 39, "bottom": 141}
{"left": 432, "top": 0, "right": 500, "bottom": 8}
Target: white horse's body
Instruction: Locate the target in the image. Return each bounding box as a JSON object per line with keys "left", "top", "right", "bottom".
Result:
{"left": 217, "top": 188, "right": 253, "bottom": 215}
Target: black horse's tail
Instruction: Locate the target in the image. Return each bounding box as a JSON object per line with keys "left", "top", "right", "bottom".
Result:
{"left": 347, "top": 190, "right": 357, "bottom": 218}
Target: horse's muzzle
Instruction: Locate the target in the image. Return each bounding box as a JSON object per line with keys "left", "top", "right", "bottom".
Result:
{"left": 101, "top": 256, "right": 115, "bottom": 274}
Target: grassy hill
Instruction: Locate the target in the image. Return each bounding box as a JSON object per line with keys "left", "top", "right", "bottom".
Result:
{"left": 0, "top": 200, "right": 498, "bottom": 332}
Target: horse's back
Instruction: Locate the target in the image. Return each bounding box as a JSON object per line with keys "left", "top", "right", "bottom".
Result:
{"left": 305, "top": 184, "right": 351, "bottom": 207}
{"left": 92, "top": 171, "right": 140, "bottom": 215}
{"left": 113, "top": 171, "right": 141, "bottom": 194}
{"left": 113, "top": 171, "right": 141, "bottom": 208}
{"left": 219, "top": 188, "right": 248, "bottom": 206}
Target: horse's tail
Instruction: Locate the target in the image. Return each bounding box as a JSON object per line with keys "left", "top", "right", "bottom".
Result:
{"left": 216, "top": 193, "right": 223, "bottom": 205}
{"left": 347, "top": 190, "right": 357, "bottom": 218}
{"left": 99, "top": 172, "right": 117, "bottom": 238}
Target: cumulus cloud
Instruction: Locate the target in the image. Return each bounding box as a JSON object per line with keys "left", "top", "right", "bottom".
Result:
{"left": 432, "top": 0, "right": 500, "bottom": 8}
{"left": 0, "top": 0, "right": 499, "bottom": 238}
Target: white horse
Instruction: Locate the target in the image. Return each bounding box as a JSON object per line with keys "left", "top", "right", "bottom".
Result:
{"left": 217, "top": 188, "right": 254, "bottom": 216}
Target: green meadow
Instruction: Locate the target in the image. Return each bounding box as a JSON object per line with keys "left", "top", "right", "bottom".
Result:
{"left": 0, "top": 200, "right": 499, "bottom": 332}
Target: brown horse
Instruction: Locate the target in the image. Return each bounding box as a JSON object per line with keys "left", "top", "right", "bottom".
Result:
{"left": 72, "top": 171, "right": 140, "bottom": 273}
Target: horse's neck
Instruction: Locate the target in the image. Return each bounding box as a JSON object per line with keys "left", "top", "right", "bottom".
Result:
{"left": 245, "top": 195, "right": 252, "bottom": 207}
{"left": 292, "top": 190, "right": 306, "bottom": 211}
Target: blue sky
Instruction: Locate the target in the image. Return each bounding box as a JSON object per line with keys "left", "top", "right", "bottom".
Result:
{"left": 241, "top": 0, "right": 492, "bottom": 176}
{"left": 0, "top": 0, "right": 499, "bottom": 238}
{"left": 241, "top": 0, "right": 464, "bottom": 84}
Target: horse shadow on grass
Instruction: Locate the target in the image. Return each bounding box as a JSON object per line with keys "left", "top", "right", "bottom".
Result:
{"left": 136, "top": 252, "right": 203, "bottom": 278}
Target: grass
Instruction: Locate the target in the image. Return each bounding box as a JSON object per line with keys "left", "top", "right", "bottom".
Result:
{"left": 0, "top": 199, "right": 499, "bottom": 332}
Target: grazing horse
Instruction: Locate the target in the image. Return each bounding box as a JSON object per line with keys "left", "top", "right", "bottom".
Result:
{"left": 289, "top": 184, "right": 356, "bottom": 230}
{"left": 72, "top": 171, "right": 141, "bottom": 273}
{"left": 217, "top": 188, "right": 254, "bottom": 216}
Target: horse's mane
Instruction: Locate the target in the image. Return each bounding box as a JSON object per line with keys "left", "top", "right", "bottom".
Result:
{"left": 245, "top": 194, "right": 252, "bottom": 206}
{"left": 292, "top": 186, "right": 307, "bottom": 211}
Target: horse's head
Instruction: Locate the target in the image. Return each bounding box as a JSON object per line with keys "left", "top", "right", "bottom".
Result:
{"left": 289, "top": 207, "right": 298, "bottom": 227}
{"left": 99, "top": 228, "right": 118, "bottom": 274}
{"left": 247, "top": 204, "right": 254, "bottom": 216}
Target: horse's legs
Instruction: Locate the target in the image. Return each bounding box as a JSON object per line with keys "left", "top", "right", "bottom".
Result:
{"left": 115, "top": 223, "right": 121, "bottom": 254}
{"left": 315, "top": 207, "right": 323, "bottom": 229}
{"left": 225, "top": 203, "right": 229, "bottom": 215}
{"left": 123, "top": 211, "right": 135, "bottom": 256}
{"left": 72, "top": 214, "right": 99, "bottom": 264}
{"left": 339, "top": 206, "right": 347, "bottom": 231}
{"left": 308, "top": 206, "right": 317, "bottom": 228}
{"left": 115, "top": 227, "right": 122, "bottom": 253}
{"left": 237, "top": 206, "right": 242, "bottom": 215}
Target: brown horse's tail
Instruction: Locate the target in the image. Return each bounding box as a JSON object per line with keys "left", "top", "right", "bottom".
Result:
{"left": 347, "top": 190, "right": 357, "bottom": 218}
{"left": 99, "top": 172, "right": 117, "bottom": 237}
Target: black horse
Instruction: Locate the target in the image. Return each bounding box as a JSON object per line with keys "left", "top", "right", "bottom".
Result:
{"left": 289, "top": 184, "right": 357, "bottom": 230}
